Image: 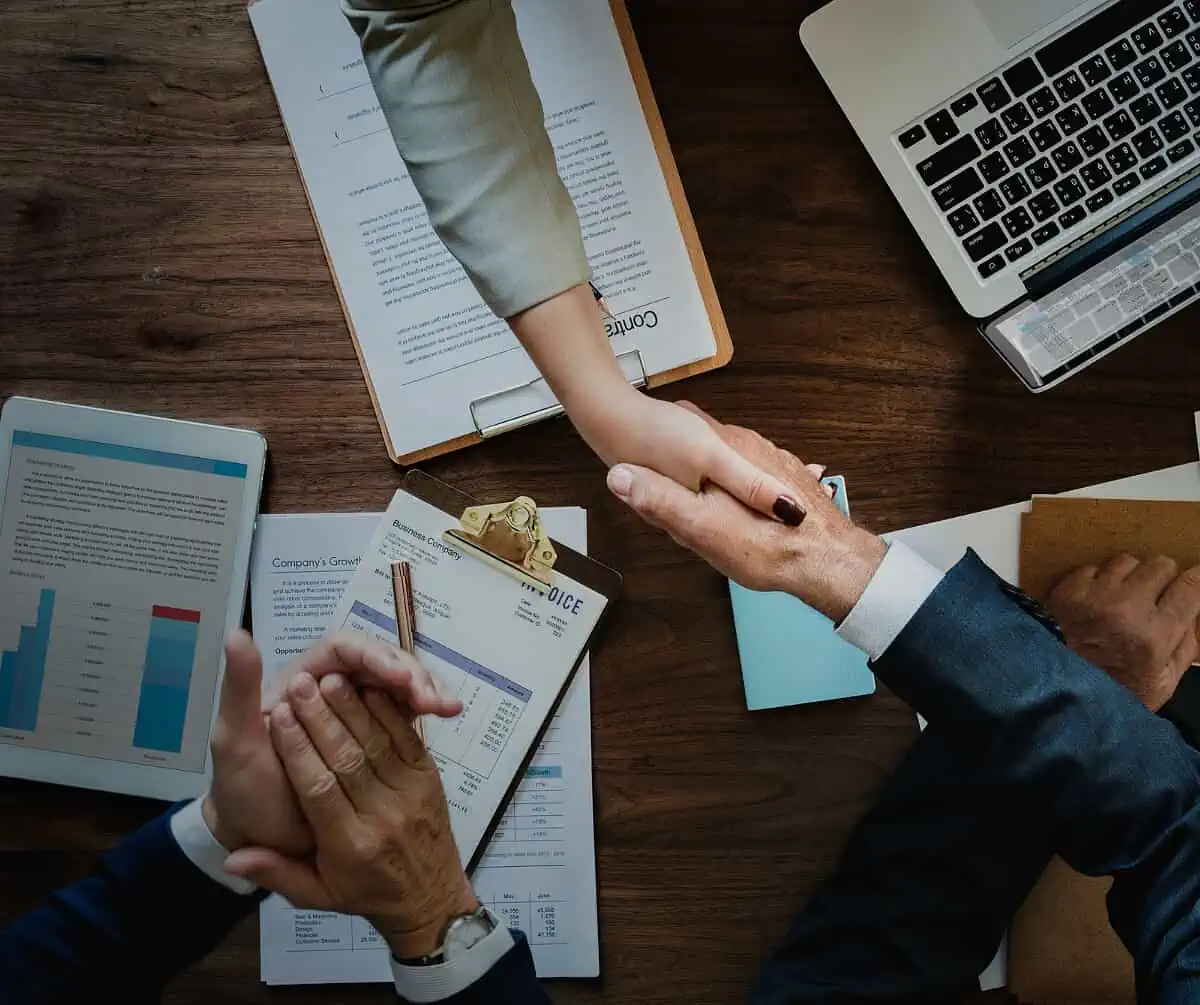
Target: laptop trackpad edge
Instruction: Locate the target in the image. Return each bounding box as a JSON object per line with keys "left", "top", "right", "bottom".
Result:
{"left": 974, "top": 0, "right": 1091, "bottom": 50}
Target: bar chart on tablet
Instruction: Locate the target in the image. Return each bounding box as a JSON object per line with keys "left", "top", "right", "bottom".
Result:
{"left": 0, "top": 589, "right": 207, "bottom": 766}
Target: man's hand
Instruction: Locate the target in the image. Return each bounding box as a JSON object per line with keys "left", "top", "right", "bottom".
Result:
{"left": 1047, "top": 555, "right": 1200, "bottom": 711}
{"left": 203, "top": 631, "right": 464, "bottom": 856}
{"left": 606, "top": 404, "right": 886, "bottom": 623}
{"left": 224, "top": 672, "right": 475, "bottom": 959}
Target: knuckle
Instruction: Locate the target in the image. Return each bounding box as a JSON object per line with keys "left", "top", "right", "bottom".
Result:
{"left": 349, "top": 831, "right": 382, "bottom": 861}
{"left": 306, "top": 769, "right": 340, "bottom": 802}
{"left": 330, "top": 746, "right": 367, "bottom": 777}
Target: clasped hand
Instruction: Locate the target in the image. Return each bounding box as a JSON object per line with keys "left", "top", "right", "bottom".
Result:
{"left": 202, "top": 631, "right": 474, "bottom": 958}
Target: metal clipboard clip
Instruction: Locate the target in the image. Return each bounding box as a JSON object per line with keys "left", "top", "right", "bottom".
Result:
{"left": 469, "top": 348, "right": 648, "bottom": 439}
{"left": 444, "top": 496, "right": 558, "bottom": 593}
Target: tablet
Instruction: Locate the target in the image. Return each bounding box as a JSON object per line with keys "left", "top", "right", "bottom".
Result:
{"left": 0, "top": 397, "right": 266, "bottom": 801}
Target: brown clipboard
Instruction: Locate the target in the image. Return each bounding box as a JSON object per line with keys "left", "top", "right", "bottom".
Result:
{"left": 251, "top": 0, "right": 732, "bottom": 467}
{"left": 399, "top": 470, "right": 621, "bottom": 872}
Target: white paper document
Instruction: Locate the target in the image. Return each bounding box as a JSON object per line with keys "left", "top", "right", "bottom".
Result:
{"left": 250, "top": 508, "right": 601, "bottom": 982}
{"left": 249, "top": 0, "right": 718, "bottom": 457}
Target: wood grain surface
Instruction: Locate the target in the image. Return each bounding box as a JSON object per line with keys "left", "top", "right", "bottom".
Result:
{"left": 3, "top": 0, "right": 1197, "bottom": 1002}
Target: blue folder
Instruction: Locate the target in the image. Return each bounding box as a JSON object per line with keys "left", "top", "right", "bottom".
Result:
{"left": 730, "top": 476, "right": 876, "bottom": 710}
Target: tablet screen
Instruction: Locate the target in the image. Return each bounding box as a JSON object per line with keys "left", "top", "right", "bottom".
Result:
{"left": 0, "top": 429, "right": 250, "bottom": 773}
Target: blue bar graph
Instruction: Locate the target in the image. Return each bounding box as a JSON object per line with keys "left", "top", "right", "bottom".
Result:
{"left": 0, "top": 589, "right": 56, "bottom": 732}
{"left": 132, "top": 606, "right": 200, "bottom": 754}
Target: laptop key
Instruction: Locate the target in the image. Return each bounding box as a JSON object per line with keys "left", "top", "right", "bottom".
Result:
{"left": 1104, "top": 109, "right": 1137, "bottom": 141}
{"left": 1163, "top": 39, "right": 1194, "bottom": 72}
{"left": 1033, "top": 222, "right": 1062, "bottom": 246}
{"left": 976, "top": 118, "right": 1008, "bottom": 150}
{"left": 1081, "top": 159, "right": 1113, "bottom": 190}
{"left": 979, "top": 78, "right": 1012, "bottom": 112}
{"left": 1002, "top": 103, "right": 1034, "bottom": 133}
{"left": 1054, "top": 176, "right": 1087, "bottom": 206}
{"left": 1004, "top": 135, "right": 1037, "bottom": 167}
{"left": 916, "top": 135, "right": 982, "bottom": 185}
{"left": 1106, "top": 142, "right": 1138, "bottom": 173}
{"left": 1004, "top": 58, "right": 1045, "bottom": 97}
{"left": 1186, "top": 96, "right": 1200, "bottom": 125}
{"left": 926, "top": 109, "right": 959, "bottom": 144}
{"left": 965, "top": 223, "right": 1008, "bottom": 262}
{"left": 947, "top": 204, "right": 981, "bottom": 237}
{"left": 1054, "top": 71, "right": 1087, "bottom": 103}
{"left": 1079, "top": 125, "right": 1110, "bottom": 157}
{"left": 1080, "top": 55, "right": 1113, "bottom": 88}
{"left": 1113, "top": 172, "right": 1141, "bottom": 195}
{"left": 1189, "top": 28, "right": 1200, "bottom": 57}
{"left": 1141, "top": 154, "right": 1169, "bottom": 179}
{"left": 1029, "top": 87, "right": 1059, "bottom": 119}
{"left": 1107, "top": 39, "right": 1138, "bottom": 71}
{"left": 1162, "top": 8, "right": 1190, "bottom": 37}
{"left": 977, "top": 254, "right": 1006, "bottom": 279}
{"left": 1031, "top": 122, "right": 1062, "bottom": 151}
{"left": 1083, "top": 88, "right": 1116, "bottom": 119}
{"left": 1186, "top": 67, "right": 1200, "bottom": 92}
{"left": 1134, "top": 23, "right": 1166, "bottom": 54}
{"left": 974, "top": 189, "right": 1007, "bottom": 221}
{"left": 1028, "top": 191, "right": 1060, "bottom": 222}
{"left": 1188, "top": 0, "right": 1200, "bottom": 24}
{"left": 1161, "top": 109, "right": 1191, "bottom": 141}
{"left": 1000, "top": 174, "right": 1033, "bottom": 205}
{"left": 1168, "top": 138, "right": 1197, "bottom": 161}
{"left": 1133, "top": 126, "right": 1166, "bottom": 158}
{"left": 1086, "top": 188, "right": 1115, "bottom": 213}
{"left": 1056, "top": 104, "right": 1089, "bottom": 136}
{"left": 1052, "top": 140, "right": 1085, "bottom": 173}
{"left": 1027, "top": 157, "right": 1057, "bottom": 189}
{"left": 951, "top": 93, "right": 979, "bottom": 117}
{"left": 1058, "top": 206, "right": 1087, "bottom": 229}
{"left": 899, "top": 125, "right": 927, "bottom": 149}
{"left": 1131, "top": 94, "right": 1164, "bottom": 125}
{"left": 1157, "top": 78, "right": 1189, "bottom": 108}
{"left": 1002, "top": 206, "right": 1035, "bottom": 238}
{"left": 1135, "top": 56, "right": 1168, "bottom": 88}
{"left": 1005, "top": 239, "right": 1034, "bottom": 262}
{"left": 932, "top": 167, "right": 984, "bottom": 210}
{"left": 1109, "top": 71, "right": 1141, "bottom": 103}
{"left": 979, "top": 152, "right": 1011, "bottom": 183}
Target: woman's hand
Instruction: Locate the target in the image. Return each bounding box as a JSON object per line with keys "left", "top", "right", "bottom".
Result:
{"left": 579, "top": 388, "right": 822, "bottom": 526}
{"left": 510, "top": 286, "right": 813, "bottom": 525}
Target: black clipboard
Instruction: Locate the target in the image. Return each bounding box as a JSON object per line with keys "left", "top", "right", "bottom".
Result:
{"left": 399, "top": 470, "right": 621, "bottom": 872}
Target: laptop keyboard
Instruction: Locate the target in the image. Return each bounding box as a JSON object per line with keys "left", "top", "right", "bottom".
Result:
{"left": 899, "top": 0, "right": 1200, "bottom": 282}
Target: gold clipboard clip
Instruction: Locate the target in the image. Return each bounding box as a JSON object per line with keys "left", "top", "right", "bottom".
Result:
{"left": 444, "top": 496, "right": 557, "bottom": 593}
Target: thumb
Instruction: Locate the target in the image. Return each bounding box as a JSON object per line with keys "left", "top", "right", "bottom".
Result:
{"left": 607, "top": 463, "right": 705, "bottom": 536}
{"left": 220, "top": 631, "right": 266, "bottom": 731}
{"left": 225, "top": 847, "right": 328, "bottom": 906}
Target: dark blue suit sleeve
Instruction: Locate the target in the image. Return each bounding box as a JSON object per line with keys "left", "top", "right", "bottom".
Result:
{"left": 754, "top": 551, "right": 1200, "bottom": 1005}
{"left": 0, "top": 805, "right": 259, "bottom": 1005}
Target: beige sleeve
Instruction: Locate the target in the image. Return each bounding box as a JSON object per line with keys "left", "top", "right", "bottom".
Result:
{"left": 341, "top": 0, "right": 591, "bottom": 319}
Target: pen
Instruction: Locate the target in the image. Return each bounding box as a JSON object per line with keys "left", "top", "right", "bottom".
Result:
{"left": 390, "top": 560, "right": 417, "bottom": 656}
{"left": 390, "top": 560, "right": 426, "bottom": 739}
{"left": 589, "top": 280, "right": 615, "bottom": 321}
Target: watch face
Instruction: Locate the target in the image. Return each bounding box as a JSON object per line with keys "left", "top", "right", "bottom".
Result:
{"left": 444, "top": 910, "right": 495, "bottom": 959}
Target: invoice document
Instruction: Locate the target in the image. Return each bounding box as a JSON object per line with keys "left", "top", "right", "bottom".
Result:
{"left": 250, "top": 0, "right": 720, "bottom": 459}
{"left": 250, "top": 509, "right": 601, "bottom": 982}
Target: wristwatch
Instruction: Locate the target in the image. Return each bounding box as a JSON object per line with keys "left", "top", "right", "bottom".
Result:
{"left": 398, "top": 904, "right": 499, "bottom": 967}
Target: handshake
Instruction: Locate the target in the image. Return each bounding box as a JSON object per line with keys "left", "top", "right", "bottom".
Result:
{"left": 200, "top": 631, "right": 475, "bottom": 959}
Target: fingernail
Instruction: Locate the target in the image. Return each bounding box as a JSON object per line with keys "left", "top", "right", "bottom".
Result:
{"left": 773, "top": 496, "right": 806, "bottom": 527}
{"left": 291, "top": 673, "right": 317, "bottom": 699}
{"left": 607, "top": 465, "right": 634, "bottom": 500}
{"left": 322, "top": 673, "right": 347, "bottom": 696}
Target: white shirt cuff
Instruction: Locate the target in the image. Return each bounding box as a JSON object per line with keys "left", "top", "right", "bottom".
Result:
{"left": 168, "top": 799, "right": 259, "bottom": 897}
{"left": 391, "top": 909, "right": 515, "bottom": 1003}
{"left": 836, "top": 542, "right": 944, "bottom": 662}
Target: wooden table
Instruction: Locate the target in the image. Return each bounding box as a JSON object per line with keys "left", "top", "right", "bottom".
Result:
{"left": 2, "top": 0, "right": 1196, "bottom": 1001}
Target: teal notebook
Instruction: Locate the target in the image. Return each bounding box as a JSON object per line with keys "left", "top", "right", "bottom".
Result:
{"left": 730, "top": 476, "right": 875, "bottom": 710}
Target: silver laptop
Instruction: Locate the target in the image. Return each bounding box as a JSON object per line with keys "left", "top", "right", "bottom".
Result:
{"left": 802, "top": 0, "right": 1200, "bottom": 391}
